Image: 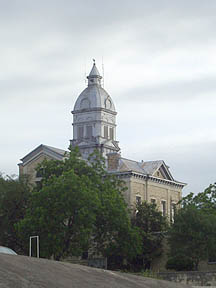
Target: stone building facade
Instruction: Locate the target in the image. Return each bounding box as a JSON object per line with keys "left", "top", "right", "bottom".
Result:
{"left": 19, "top": 61, "right": 186, "bottom": 219}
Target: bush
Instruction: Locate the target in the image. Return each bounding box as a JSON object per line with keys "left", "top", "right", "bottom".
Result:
{"left": 166, "top": 255, "right": 194, "bottom": 271}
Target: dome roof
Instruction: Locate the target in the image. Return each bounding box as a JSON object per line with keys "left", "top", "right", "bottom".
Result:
{"left": 73, "top": 62, "right": 116, "bottom": 113}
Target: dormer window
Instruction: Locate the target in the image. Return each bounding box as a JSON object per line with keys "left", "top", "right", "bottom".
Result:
{"left": 80, "top": 98, "right": 90, "bottom": 109}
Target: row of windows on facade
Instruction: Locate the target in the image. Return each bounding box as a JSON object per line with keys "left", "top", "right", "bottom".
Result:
{"left": 136, "top": 196, "right": 176, "bottom": 222}
{"left": 77, "top": 125, "right": 114, "bottom": 140}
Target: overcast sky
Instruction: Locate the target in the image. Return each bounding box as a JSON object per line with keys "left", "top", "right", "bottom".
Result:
{"left": 1, "top": 0, "right": 216, "bottom": 196}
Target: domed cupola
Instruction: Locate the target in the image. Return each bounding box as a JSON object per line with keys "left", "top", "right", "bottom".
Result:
{"left": 73, "top": 61, "right": 116, "bottom": 114}
{"left": 70, "top": 60, "right": 120, "bottom": 159}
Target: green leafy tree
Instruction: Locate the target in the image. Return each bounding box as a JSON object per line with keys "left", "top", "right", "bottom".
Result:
{"left": 181, "top": 183, "right": 216, "bottom": 212}
{"left": 16, "top": 147, "right": 141, "bottom": 261}
{"left": 167, "top": 183, "right": 216, "bottom": 271}
{"left": 17, "top": 169, "right": 99, "bottom": 259}
{"left": 131, "top": 201, "right": 168, "bottom": 271}
{"left": 88, "top": 151, "right": 142, "bottom": 262}
{"left": 0, "top": 173, "right": 31, "bottom": 253}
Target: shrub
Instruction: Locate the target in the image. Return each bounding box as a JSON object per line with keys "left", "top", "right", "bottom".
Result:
{"left": 166, "top": 255, "right": 194, "bottom": 271}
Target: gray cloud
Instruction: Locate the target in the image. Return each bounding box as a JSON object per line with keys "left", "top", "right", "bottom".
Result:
{"left": 117, "top": 77, "right": 216, "bottom": 103}
{"left": 1, "top": 0, "right": 215, "bottom": 196}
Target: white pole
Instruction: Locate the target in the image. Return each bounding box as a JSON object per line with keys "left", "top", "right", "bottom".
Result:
{"left": 29, "top": 237, "right": 31, "bottom": 257}
{"left": 29, "top": 236, "right": 39, "bottom": 258}
{"left": 37, "top": 236, "right": 39, "bottom": 258}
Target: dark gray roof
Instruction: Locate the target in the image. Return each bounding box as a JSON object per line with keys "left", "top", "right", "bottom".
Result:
{"left": 20, "top": 144, "right": 68, "bottom": 164}
{"left": 43, "top": 145, "right": 67, "bottom": 156}
{"left": 119, "top": 158, "right": 164, "bottom": 176}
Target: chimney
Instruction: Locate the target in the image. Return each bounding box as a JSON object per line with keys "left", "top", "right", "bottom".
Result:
{"left": 107, "top": 152, "right": 120, "bottom": 171}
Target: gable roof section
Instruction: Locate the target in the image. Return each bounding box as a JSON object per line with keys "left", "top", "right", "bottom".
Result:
{"left": 114, "top": 157, "right": 186, "bottom": 187}
{"left": 119, "top": 158, "right": 174, "bottom": 181}
{"left": 119, "top": 158, "right": 144, "bottom": 174}
{"left": 142, "top": 160, "right": 174, "bottom": 181}
{"left": 20, "top": 144, "right": 68, "bottom": 166}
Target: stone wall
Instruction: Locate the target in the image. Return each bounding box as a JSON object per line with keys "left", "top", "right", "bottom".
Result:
{"left": 20, "top": 154, "right": 53, "bottom": 185}
{"left": 158, "top": 271, "right": 216, "bottom": 287}
{"left": 124, "top": 175, "right": 182, "bottom": 220}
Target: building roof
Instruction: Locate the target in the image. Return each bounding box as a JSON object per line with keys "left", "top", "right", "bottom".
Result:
{"left": 43, "top": 145, "right": 67, "bottom": 156}
{"left": 117, "top": 157, "right": 184, "bottom": 183}
{"left": 119, "top": 157, "right": 165, "bottom": 174}
{"left": 117, "top": 156, "right": 186, "bottom": 187}
{"left": 20, "top": 144, "right": 67, "bottom": 166}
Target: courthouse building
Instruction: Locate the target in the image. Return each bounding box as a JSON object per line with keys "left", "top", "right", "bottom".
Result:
{"left": 19, "top": 61, "right": 186, "bottom": 219}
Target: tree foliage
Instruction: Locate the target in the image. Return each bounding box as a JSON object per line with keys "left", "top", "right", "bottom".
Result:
{"left": 0, "top": 173, "right": 31, "bottom": 253}
{"left": 166, "top": 254, "right": 194, "bottom": 271}
{"left": 181, "top": 183, "right": 216, "bottom": 212}
{"left": 167, "top": 183, "right": 216, "bottom": 271}
{"left": 16, "top": 147, "right": 142, "bottom": 261}
{"left": 131, "top": 201, "right": 168, "bottom": 271}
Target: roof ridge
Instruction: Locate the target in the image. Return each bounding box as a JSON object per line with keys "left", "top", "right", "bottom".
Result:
{"left": 43, "top": 144, "right": 66, "bottom": 151}
{"left": 120, "top": 157, "right": 140, "bottom": 163}
{"left": 143, "top": 160, "right": 163, "bottom": 163}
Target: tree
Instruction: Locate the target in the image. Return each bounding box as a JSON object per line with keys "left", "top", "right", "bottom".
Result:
{"left": 167, "top": 183, "right": 216, "bottom": 271}
{"left": 131, "top": 201, "right": 168, "bottom": 271}
{"left": 16, "top": 147, "right": 142, "bottom": 261}
{"left": 87, "top": 151, "right": 142, "bottom": 263}
{"left": 181, "top": 183, "right": 216, "bottom": 213}
{"left": 0, "top": 173, "right": 31, "bottom": 253}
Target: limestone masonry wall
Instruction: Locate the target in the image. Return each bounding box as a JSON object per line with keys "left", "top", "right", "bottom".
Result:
{"left": 158, "top": 271, "right": 216, "bottom": 286}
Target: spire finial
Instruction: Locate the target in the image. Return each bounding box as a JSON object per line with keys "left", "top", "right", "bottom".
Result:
{"left": 87, "top": 60, "right": 102, "bottom": 86}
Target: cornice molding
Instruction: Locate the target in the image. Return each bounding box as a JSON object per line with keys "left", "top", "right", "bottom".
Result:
{"left": 72, "top": 107, "right": 117, "bottom": 116}
{"left": 109, "top": 171, "right": 186, "bottom": 188}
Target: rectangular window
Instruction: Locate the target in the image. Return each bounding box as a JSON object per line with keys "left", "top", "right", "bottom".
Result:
{"left": 86, "top": 125, "right": 92, "bottom": 138}
{"left": 151, "top": 198, "right": 156, "bottom": 204}
{"left": 136, "top": 196, "right": 141, "bottom": 205}
{"left": 104, "top": 126, "right": 108, "bottom": 139}
{"left": 161, "top": 200, "right": 166, "bottom": 217}
{"left": 170, "top": 203, "right": 176, "bottom": 223}
{"left": 78, "top": 126, "right": 84, "bottom": 139}
{"left": 36, "top": 168, "right": 44, "bottom": 178}
{"left": 110, "top": 127, "right": 114, "bottom": 140}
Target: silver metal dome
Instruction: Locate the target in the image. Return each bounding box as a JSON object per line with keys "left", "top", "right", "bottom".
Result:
{"left": 73, "top": 63, "right": 116, "bottom": 113}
